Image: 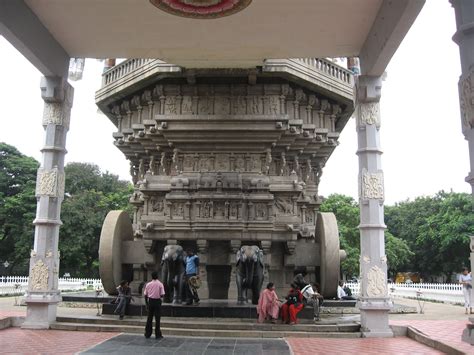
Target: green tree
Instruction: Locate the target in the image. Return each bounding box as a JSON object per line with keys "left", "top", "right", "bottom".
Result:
{"left": 0, "top": 143, "right": 39, "bottom": 274}
{"left": 320, "top": 193, "right": 413, "bottom": 278}
{"left": 385, "top": 191, "right": 474, "bottom": 280}
{"left": 59, "top": 163, "right": 132, "bottom": 277}
{"left": 320, "top": 194, "right": 360, "bottom": 277}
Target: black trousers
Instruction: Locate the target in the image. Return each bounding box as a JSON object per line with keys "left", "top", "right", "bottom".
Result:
{"left": 145, "top": 298, "right": 162, "bottom": 338}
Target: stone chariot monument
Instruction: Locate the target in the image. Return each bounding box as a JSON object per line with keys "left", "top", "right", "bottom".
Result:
{"left": 96, "top": 58, "right": 354, "bottom": 301}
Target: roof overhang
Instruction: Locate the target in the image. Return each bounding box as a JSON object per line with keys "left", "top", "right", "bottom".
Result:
{"left": 0, "top": 0, "right": 424, "bottom": 76}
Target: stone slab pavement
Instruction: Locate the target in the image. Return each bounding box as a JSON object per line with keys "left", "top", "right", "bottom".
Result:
{"left": 0, "top": 296, "right": 472, "bottom": 354}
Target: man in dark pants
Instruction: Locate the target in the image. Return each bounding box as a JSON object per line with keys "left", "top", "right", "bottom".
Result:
{"left": 144, "top": 271, "right": 165, "bottom": 339}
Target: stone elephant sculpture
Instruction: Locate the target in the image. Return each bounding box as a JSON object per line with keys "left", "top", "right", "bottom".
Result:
{"left": 161, "top": 244, "right": 185, "bottom": 304}
{"left": 236, "top": 245, "right": 264, "bottom": 305}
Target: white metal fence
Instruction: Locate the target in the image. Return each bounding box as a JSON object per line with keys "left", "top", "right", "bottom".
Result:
{"left": 344, "top": 281, "right": 465, "bottom": 305}
{"left": 0, "top": 276, "right": 102, "bottom": 296}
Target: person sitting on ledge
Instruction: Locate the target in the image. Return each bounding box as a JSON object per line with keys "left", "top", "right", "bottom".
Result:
{"left": 281, "top": 283, "right": 304, "bottom": 325}
{"left": 257, "top": 282, "right": 281, "bottom": 323}
{"left": 337, "top": 280, "right": 355, "bottom": 300}
{"left": 114, "top": 280, "right": 132, "bottom": 320}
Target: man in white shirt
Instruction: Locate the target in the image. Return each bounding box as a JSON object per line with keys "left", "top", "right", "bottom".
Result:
{"left": 337, "top": 280, "right": 355, "bottom": 300}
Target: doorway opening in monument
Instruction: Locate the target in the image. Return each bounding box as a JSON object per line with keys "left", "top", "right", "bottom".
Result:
{"left": 207, "top": 265, "right": 231, "bottom": 299}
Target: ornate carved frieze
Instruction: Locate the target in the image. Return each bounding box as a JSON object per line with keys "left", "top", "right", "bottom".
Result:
{"left": 30, "top": 259, "right": 49, "bottom": 291}
{"left": 360, "top": 170, "right": 384, "bottom": 201}
{"left": 35, "top": 168, "right": 65, "bottom": 198}
{"left": 366, "top": 265, "right": 387, "bottom": 297}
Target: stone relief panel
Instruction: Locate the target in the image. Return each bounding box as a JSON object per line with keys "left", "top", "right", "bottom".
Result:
{"left": 181, "top": 96, "right": 194, "bottom": 114}
{"left": 249, "top": 154, "right": 262, "bottom": 172}
{"left": 30, "top": 259, "right": 49, "bottom": 291}
{"left": 199, "top": 155, "right": 213, "bottom": 172}
{"left": 274, "top": 196, "right": 293, "bottom": 215}
{"left": 234, "top": 155, "right": 246, "bottom": 172}
{"left": 358, "top": 102, "right": 380, "bottom": 129}
{"left": 214, "top": 97, "right": 230, "bottom": 115}
{"left": 229, "top": 202, "right": 240, "bottom": 220}
{"left": 213, "top": 202, "right": 226, "bottom": 219}
{"left": 232, "top": 96, "right": 247, "bottom": 115}
{"left": 165, "top": 96, "right": 178, "bottom": 114}
{"left": 366, "top": 265, "right": 387, "bottom": 297}
{"left": 42, "top": 102, "right": 71, "bottom": 129}
{"left": 255, "top": 203, "right": 268, "bottom": 220}
{"left": 361, "top": 170, "right": 384, "bottom": 200}
{"left": 171, "top": 203, "right": 185, "bottom": 219}
{"left": 216, "top": 154, "right": 230, "bottom": 171}
{"left": 183, "top": 155, "right": 195, "bottom": 171}
{"left": 459, "top": 70, "right": 474, "bottom": 134}
{"left": 248, "top": 96, "right": 262, "bottom": 115}
{"left": 198, "top": 97, "right": 212, "bottom": 114}
{"left": 149, "top": 197, "right": 165, "bottom": 214}
{"left": 200, "top": 201, "right": 213, "bottom": 218}
{"left": 36, "top": 169, "right": 65, "bottom": 198}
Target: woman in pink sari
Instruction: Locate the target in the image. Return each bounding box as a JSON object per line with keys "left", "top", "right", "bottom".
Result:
{"left": 257, "top": 282, "right": 281, "bottom": 323}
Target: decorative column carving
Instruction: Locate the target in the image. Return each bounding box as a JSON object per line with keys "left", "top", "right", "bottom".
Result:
{"left": 355, "top": 75, "right": 392, "bottom": 338}
{"left": 196, "top": 239, "right": 209, "bottom": 299}
{"left": 23, "top": 77, "right": 73, "bottom": 329}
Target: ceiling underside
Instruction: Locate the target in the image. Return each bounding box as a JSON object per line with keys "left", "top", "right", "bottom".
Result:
{"left": 25, "top": 0, "right": 381, "bottom": 67}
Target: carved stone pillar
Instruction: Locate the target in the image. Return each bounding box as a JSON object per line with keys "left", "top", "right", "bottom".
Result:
{"left": 196, "top": 239, "right": 209, "bottom": 299}
{"left": 260, "top": 241, "right": 271, "bottom": 286}
{"left": 228, "top": 240, "right": 241, "bottom": 301}
{"left": 23, "top": 77, "right": 73, "bottom": 329}
{"left": 451, "top": 0, "right": 474, "bottom": 196}
{"left": 355, "top": 75, "right": 392, "bottom": 337}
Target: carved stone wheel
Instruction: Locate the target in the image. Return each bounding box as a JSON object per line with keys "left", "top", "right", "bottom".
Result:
{"left": 99, "top": 211, "right": 133, "bottom": 295}
{"left": 317, "top": 212, "right": 341, "bottom": 298}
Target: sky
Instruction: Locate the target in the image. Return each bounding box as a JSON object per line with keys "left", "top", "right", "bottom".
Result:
{"left": 0, "top": 1, "right": 470, "bottom": 206}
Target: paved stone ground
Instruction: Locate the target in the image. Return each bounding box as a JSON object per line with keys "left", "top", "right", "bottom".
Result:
{"left": 0, "top": 327, "right": 118, "bottom": 354}
{"left": 0, "top": 296, "right": 472, "bottom": 354}
{"left": 81, "top": 335, "right": 290, "bottom": 355}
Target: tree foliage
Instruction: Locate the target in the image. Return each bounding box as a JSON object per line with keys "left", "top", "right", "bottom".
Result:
{"left": 385, "top": 191, "right": 474, "bottom": 280}
{"left": 0, "top": 143, "right": 39, "bottom": 274}
{"left": 59, "top": 163, "right": 132, "bottom": 277}
{"left": 0, "top": 144, "right": 132, "bottom": 277}
{"left": 320, "top": 194, "right": 413, "bottom": 278}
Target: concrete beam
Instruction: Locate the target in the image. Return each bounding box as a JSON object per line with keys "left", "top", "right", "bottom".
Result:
{"left": 0, "top": 0, "right": 69, "bottom": 77}
{"left": 359, "top": 0, "right": 425, "bottom": 76}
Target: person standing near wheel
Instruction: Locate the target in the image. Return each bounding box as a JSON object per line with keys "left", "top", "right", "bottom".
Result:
{"left": 144, "top": 271, "right": 165, "bottom": 339}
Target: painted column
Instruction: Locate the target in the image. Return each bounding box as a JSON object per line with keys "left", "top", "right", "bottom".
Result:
{"left": 355, "top": 75, "right": 393, "bottom": 338}
{"left": 451, "top": 0, "right": 474, "bottom": 196}
{"left": 22, "top": 77, "right": 73, "bottom": 329}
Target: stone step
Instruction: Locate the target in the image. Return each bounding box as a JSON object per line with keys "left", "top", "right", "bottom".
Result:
{"left": 50, "top": 321, "right": 361, "bottom": 339}
{"left": 55, "top": 316, "right": 360, "bottom": 333}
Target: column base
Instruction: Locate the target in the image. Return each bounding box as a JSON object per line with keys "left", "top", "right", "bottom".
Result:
{"left": 462, "top": 317, "right": 474, "bottom": 345}
{"left": 359, "top": 299, "right": 393, "bottom": 338}
{"left": 22, "top": 292, "right": 61, "bottom": 329}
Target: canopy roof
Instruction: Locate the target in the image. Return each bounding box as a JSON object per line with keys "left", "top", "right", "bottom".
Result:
{"left": 0, "top": 0, "right": 424, "bottom": 77}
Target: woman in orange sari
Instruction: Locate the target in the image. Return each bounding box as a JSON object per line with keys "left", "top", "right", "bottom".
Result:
{"left": 257, "top": 282, "right": 281, "bottom": 323}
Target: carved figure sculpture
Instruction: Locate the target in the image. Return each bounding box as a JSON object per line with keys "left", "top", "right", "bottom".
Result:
{"left": 236, "top": 245, "right": 264, "bottom": 305}
{"left": 161, "top": 245, "right": 185, "bottom": 304}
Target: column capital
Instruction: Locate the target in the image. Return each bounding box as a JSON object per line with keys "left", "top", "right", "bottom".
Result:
{"left": 40, "top": 76, "right": 73, "bottom": 105}
{"left": 355, "top": 75, "right": 382, "bottom": 103}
